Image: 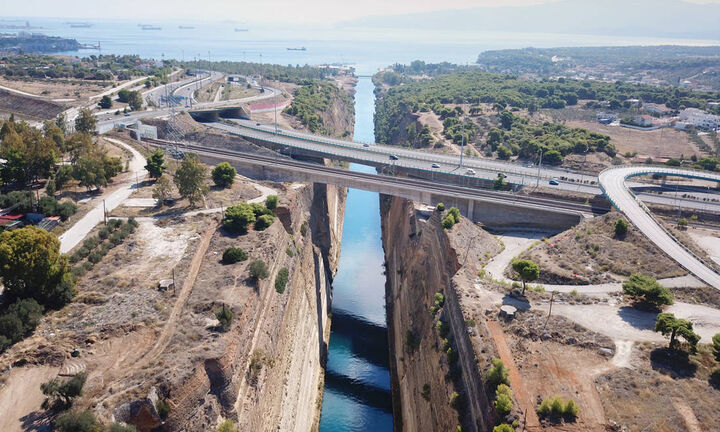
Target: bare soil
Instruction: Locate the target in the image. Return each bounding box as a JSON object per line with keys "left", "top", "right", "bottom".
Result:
{"left": 0, "top": 76, "right": 110, "bottom": 100}
{"left": 0, "top": 90, "right": 65, "bottom": 120}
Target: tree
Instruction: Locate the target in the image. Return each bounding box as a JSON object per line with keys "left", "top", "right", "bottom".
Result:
{"left": 495, "top": 383, "right": 513, "bottom": 417}
{"left": 499, "top": 111, "right": 514, "bottom": 130}
{"left": 487, "top": 357, "right": 509, "bottom": 388}
{"left": 712, "top": 333, "right": 720, "bottom": 362}
{"left": 144, "top": 149, "right": 166, "bottom": 179}
{"left": 615, "top": 218, "right": 628, "bottom": 237}
{"left": 174, "top": 154, "right": 208, "bottom": 206}
{"left": 0, "top": 227, "right": 75, "bottom": 308}
{"left": 496, "top": 145, "right": 512, "bottom": 160}
{"left": 223, "top": 203, "right": 256, "bottom": 233}
{"left": 211, "top": 162, "right": 236, "bottom": 188}
{"left": 54, "top": 410, "right": 99, "bottom": 432}
{"left": 655, "top": 312, "right": 700, "bottom": 351}
{"left": 41, "top": 372, "right": 87, "bottom": 410}
{"left": 74, "top": 109, "right": 97, "bottom": 134}
{"left": 98, "top": 95, "right": 113, "bottom": 109}
{"left": 117, "top": 89, "right": 132, "bottom": 103}
{"left": 511, "top": 259, "right": 539, "bottom": 295}
{"left": 274, "top": 268, "right": 289, "bottom": 294}
{"left": 152, "top": 175, "right": 173, "bottom": 204}
{"left": 493, "top": 173, "right": 507, "bottom": 190}
{"left": 622, "top": 274, "right": 673, "bottom": 308}
{"left": 248, "top": 260, "right": 269, "bottom": 280}
{"left": 265, "top": 195, "right": 278, "bottom": 210}
{"left": 127, "top": 91, "right": 143, "bottom": 111}
{"left": 254, "top": 214, "right": 275, "bottom": 231}
{"left": 215, "top": 304, "right": 233, "bottom": 331}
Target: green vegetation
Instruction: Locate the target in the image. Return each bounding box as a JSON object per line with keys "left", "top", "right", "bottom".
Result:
{"left": 211, "top": 162, "right": 236, "bottom": 188}
{"left": 155, "top": 399, "right": 171, "bottom": 420}
{"left": 537, "top": 396, "right": 579, "bottom": 422}
{"left": 622, "top": 274, "right": 674, "bottom": 308}
{"left": 249, "top": 260, "right": 269, "bottom": 281}
{"left": 144, "top": 149, "right": 166, "bottom": 179}
{"left": 215, "top": 304, "right": 233, "bottom": 331}
{"left": 655, "top": 312, "right": 700, "bottom": 352}
{"left": 493, "top": 425, "right": 514, "bottom": 432}
{"left": 74, "top": 109, "right": 97, "bottom": 134}
{"left": 68, "top": 219, "right": 137, "bottom": 277}
{"left": 98, "top": 95, "right": 113, "bottom": 109}
{"left": 152, "top": 175, "right": 173, "bottom": 203}
{"left": 284, "top": 81, "right": 353, "bottom": 134}
{"left": 109, "top": 424, "right": 138, "bottom": 432}
{"left": 614, "top": 218, "right": 628, "bottom": 237}
{"left": 487, "top": 357, "right": 509, "bottom": 388}
{"left": 494, "top": 383, "right": 513, "bottom": 417}
{"left": 442, "top": 207, "right": 461, "bottom": 229}
{"left": 222, "top": 247, "right": 248, "bottom": 264}
{"left": 174, "top": 154, "right": 209, "bottom": 206}
{"left": 511, "top": 259, "right": 540, "bottom": 295}
{"left": 217, "top": 420, "right": 237, "bottom": 432}
{"left": 436, "top": 202, "right": 445, "bottom": 211}
{"left": 222, "top": 202, "right": 274, "bottom": 233}
{"left": 405, "top": 329, "right": 420, "bottom": 352}
{"left": 265, "top": 195, "right": 278, "bottom": 210}
{"left": 0, "top": 298, "right": 43, "bottom": 351}
{"left": 274, "top": 268, "right": 290, "bottom": 294}
{"left": 54, "top": 409, "right": 100, "bottom": 432}
{"left": 713, "top": 333, "right": 720, "bottom": 362}
{"left": 421, "top": 383, "right": 431, "bottom": 401}
{"left": 41, "top": 372, "right": 87, "bottom": 410}
{"left": 182, "top": 60, "right": 341, "bottom": 84}
{"left": 429, "top": 291, "right": 445, "bottom": 316}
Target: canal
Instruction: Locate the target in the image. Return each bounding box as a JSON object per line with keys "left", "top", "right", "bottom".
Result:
{"left": 318, "top": 76, "right": 394, "bottom": 431}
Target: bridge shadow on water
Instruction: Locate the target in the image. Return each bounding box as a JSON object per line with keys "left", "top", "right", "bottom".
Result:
{"left": 329, "top": 309, "right": 390, "bottom": 369}
{"left": 324, "top": 370, "right": 393, "bottom": 414}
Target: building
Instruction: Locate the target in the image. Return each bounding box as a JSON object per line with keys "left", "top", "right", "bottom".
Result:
{"left": 644, "top": 103, "right": 671, "bottom": 116}
{"left": 678, "top": 108, "right": 720, "bottom": 130}
{"left": 597, "top": 112, "right": 617, "bottom": 124}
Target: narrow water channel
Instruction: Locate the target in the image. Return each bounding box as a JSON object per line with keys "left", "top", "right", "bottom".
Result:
{"left": 318, "top": 77, "right": 394, "bottom": 431}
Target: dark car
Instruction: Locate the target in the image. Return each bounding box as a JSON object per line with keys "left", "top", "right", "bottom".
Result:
{"left": 431, "top": 163, "right": 440, "bottom": 168}
{"left": 389, "top": 154, "right": 399, "bottom": 161}
{"left": 549, "top": 178, "right": 559, "bottom": 185}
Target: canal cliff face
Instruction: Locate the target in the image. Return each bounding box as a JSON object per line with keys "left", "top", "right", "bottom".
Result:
{"left": 381, "top": 196, "right": 499, "bottom": 432}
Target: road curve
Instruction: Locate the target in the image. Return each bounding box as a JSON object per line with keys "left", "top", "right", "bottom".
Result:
{"left": 599, "top": 166, "right": 720, "bottom": 289}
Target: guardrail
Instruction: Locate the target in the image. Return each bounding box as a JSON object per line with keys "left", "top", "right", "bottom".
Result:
{"left": 600, "top": 166, "right": 720, "bottom": 279}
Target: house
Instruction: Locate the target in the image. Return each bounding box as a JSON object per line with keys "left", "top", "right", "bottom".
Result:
{"left": 678, "top": 108, "right": 720, "bottom": 130}
{"left": 625, "top": 98, "right": 641, "bottom": 107}
{"left": 644, "top": 104, "right": 671, "bottom": 116}
{"left": 634, "top": 115, "right": 655, "bottom": 127}
{"left": 597, "top": 112, "right": 617, "bottom": 124}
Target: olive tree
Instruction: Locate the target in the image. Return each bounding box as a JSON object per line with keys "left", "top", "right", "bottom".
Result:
{"left": 174, "top": 154, "right": 209, "bottom": 206}
{"left": 655, "top": 312, "right": 700, "bottom": 352}
{"left": 511, "top": 259, "right": 539, "bottom": 295}
{"left": 211, "top": 162, "right": 236, "bottom": 188}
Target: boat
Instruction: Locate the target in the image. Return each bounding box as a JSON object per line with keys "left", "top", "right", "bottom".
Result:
{"left": 140, "top": 25, "right": 162, "bottom": 30}
{"left": 287, "top": 47, "right": 307, "bottom": 51}
{"left": 234, "top": 28, "right": 249, "bottom": 32}
{"left": 68, "top": 22, "right": 92, "bottom": 28}
{"left": 178, "top": 25, "right": 195, "bottom": 29}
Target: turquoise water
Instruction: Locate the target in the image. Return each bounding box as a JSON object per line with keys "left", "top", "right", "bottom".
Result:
{"left": 318, "top": 77, "right": 393, "bottom": 431}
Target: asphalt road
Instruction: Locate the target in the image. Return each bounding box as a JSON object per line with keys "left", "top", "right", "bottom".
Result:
{"left": 599, "top": 166, "right": 720, "bottom": 289}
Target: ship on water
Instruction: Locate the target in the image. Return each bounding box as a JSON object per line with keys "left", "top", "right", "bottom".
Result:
{"left": 287, "top": 47, "right": 307, "bottom": 51}
{"left": 139, "top": 24, "right": 162, "bottom": 30}
{"left": 234, "top": 28, "right": 249, "bottom": 32}
{"left": 178, "top": 25, "right": 195, "bottom": 29}
{"left": 68, "top": 22, "right": 92, "bottom": 28}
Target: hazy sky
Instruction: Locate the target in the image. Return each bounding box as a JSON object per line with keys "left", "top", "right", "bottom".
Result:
{"left": 3, "top": 0, "right": 718, "bottom": 24}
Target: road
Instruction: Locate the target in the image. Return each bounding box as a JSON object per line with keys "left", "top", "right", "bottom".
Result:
{"left": 599, "top": 166, "right": 720, "bottom": 289}
{"left": 58, "top": 138, "right": 147, "bottom": 253}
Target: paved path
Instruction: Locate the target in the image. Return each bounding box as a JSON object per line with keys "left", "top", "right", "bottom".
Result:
{"left": 58, "top": 138, "right": 147, "bottom": 253}
{"left": 599, "top": 166, "right": 720, "bottom": 289}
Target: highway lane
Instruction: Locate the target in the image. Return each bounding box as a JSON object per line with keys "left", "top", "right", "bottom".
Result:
{"left": 599, "top": 166, "right": 720, "bottom": 289}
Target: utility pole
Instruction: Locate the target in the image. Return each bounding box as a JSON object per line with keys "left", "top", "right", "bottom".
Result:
{"left": 459, "top": 101, "right": 466, "bottom": 168}
{"left": 274, "top": 91, "right": 278, "bottom": 134}
{"left": 103, "top": 199, "right": 107, "bottom": 225}
{"left": 536, "top": 148, "right": 543, "bottom": 187}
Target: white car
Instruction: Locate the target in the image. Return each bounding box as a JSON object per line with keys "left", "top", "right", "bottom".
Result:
{"left": 466, "top": 168, "right": 476, "bottom": 175}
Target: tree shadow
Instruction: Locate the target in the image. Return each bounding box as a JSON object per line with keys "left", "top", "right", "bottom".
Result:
{"left": 501, "top": 294, "right": 530, "bottom": 311}
{"left": 20, "top": 409, "right": 52, "bottom": 432}
{"left": 617, "top": 306, "right": 657, "bottom": 331}
{"left": 649, "top": 347, "right": 698, "bottom": 379}
{"left": 710, "top": 369, "right": 720, "bottom": 390}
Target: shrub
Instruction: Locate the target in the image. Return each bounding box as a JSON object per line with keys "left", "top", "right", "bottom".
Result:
{"left": 274, "top": 268, "right": 289, "bottom": 293}
{"left": 128, "top": 217, "right": 138, "bottom": 228}
{"left": 614, "top": 218, "right": 628, "bottom": 237}
{"left": 54, "top": 410, "right": 99, "bottom": 432}
{"left": 222, "top": 247, "right": 248, "bottom": 264}
{"left": 82, "top": 236, "right": 100, "bottom": 250}
{"left": 300, "top": 221, "right": 308, "bottom": 236}
{"left": 57, "top": 201, "right": 78, "bottom": 221}
{"left": 98, "top": 227, "right": 110, "bottom": 240}
{"left": 448, "top": 206, "right": 460, "bottom": 222}
{"left": 487, "top": 358, "right": 509, "bottom": 388}
{"left": 211, "top": 162, "right": 236, "bottom": 188}
{"left": 223, "top": 203, "right": 256, "bottom": 233}
{"left": 217, "top": 420, "right": 236, "bottom": 432}
{"left": 87, "top": 251, "right": 103, "bottom": 264}
{"left": 713, "top": 333, "right": 720, "bottom": 362}
{"left": 449, "top": 391, "right": 461, "bottom": 410}
{"left": 435, "top": 320, "right": 449, "bottom": 338}
{"left": 109, "top": 423, "right": 139, "bottom": 432}
{"left": 564, "top": 398, "right": 579, "bottom": 420}
{"left": 41, "top": 372, "right": 87, "bottom": 410}
{"left": 442, "top": 215, "right": 455, "bottom": 229}
{"left": 421, "top": 383, "right": 431, "bottom": 401}
{"left": 265, "top": 195, "right": 278, "bottom": 210}
{"left": 156, "top": 399, "right": 171, "bottom": 420}
{"left": 405, "top": 330, "right": 420, "bottom": 352}
{"left": 493, "top": 425, "right": 514, "bottom": 432}
{"left": 249, "top": 260, "right": 269, "bottom": 280}
{"left": 108, "top": 219, "right": 122, "bottom": 229}
{"left": 436, "top": 202, "right": 445, "bottom": 211}
{"left": 215, "top": 304, "right": 233, "bottom": 331}
{"left": 255, "top": 214, "right": 275, "bottom": 231}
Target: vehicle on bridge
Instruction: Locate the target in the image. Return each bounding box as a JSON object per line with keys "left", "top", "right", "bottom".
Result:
{"left": 466, "top": 168, "right": 476, "bottom": 175}
{"left": 389, "top": 154, "right": 399, "bottom": 161}
{"left": 549, "top": 178, "right": 559, "bottom": 185}
{"left": 431, "top": 163, "right": 440, "bottom": 168}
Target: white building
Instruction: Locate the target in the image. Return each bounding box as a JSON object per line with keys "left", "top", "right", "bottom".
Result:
{"left": 678, "top": 108, "right": 719, "bottom": 130}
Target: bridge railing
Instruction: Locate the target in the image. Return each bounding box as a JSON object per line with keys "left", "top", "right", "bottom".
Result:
{"left": 601, "top": 166, "right": 720, "bottom": 279}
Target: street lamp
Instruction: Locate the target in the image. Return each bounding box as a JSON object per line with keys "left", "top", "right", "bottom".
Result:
{"left": 536, "top": 148, "right": 543, "bottom": 187}
{"left": 459, "top": 100, "right": 467, "bottom": 168}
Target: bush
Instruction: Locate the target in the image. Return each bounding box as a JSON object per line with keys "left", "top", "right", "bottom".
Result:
{"left": 41, "top": 372, "right": 87, "bottom": 410}
{"left": 564, "top": 398, "right": 579, "bottom": 420}
{"left": 274, "top": 268, "right": 289, "bottom": 293}
{"left": 156, "top": 399, "right": 171, "bottom": 420}
{"left": 449, "top": 391, "right": 461, "bottom": 410}
{"left": 495, "top": 392, "right": 513, "bottom": 417}
{"left": 713, "top": 333, "right": 720, "bottom": 362}
{"left": 217, "top": 420, "right": 236, "bottom": 432}
{"left": 436, "top": 202, "right": 445, "bottom": 211}
{"left": 265, "top": 195, "right": 278, "bottom": 210}
{"left": 614, "top": 218, "right": 628, "bottom": 237}
{"left": 54, "top": 410, "right": 99, "bottom": 432}
{"left": 211, "top": 162, "right": 236, "bottom": 188}
{"left": 57, "top": 201, "right": 78, "bottom": 221}
{"left": 249, "top": 260, "right": 269, "bottom": 280}
{"left": 110, "top": 423, "right": 138, "bottom": 432}
{"left": 622, "top": 274, "right": 673, "bottom": 308}
{"left": 0, "top": 298, "right": 44, "bottom": 351}
{"left": 435, "top": 320, "right": 449, "bottom": 338}
{"left": 442, "top": 215, "right": 455, "bottom": 229}
{"left": 215, "top": 304, "right": 233, "bottom": 331}
{"left": 223, "top": 203, "right": 256, "bottom": 233}
{"left": 448, "top": 207, "right": 460, "bottom": 222}
{"left": 487, "top": 358, "right": 509, "bottom": 388}
{"left": 98, "top": 227, "right": 110, "bottom": 240}
{"left": 493, "top": 425, "right": 514, "bottom": 432}
{"left": 255, "top": 214, "right": 275, "bottom": 231}
{"left": 222, "top": 247, "right": 248, "bottom": 264}
{"left": 87, "top": 250, "right": 103, "bottom": 264}
{"left": 300, "top": 221, "right": 309, "bottom": 236}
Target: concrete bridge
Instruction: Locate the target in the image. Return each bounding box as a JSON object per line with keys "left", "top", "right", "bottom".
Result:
{"left": 189, "top": 106, "right": 251, "bottom": 122}
{"left": 148, "top": 139, "right": 591, "bottom": 230}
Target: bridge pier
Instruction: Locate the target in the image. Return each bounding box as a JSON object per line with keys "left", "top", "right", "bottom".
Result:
{"left": 467, "top": 199, "right": 474, "bottom": 220}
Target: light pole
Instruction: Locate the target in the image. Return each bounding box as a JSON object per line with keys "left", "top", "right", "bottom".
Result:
{"left": 459, "top": 101, "right": 467, "bottom": 168}
{"left": 536, "top": 148, "right": 543, "bottom": 187}
{"left": 274, "top": 91, "right": 278, "bottom": 134}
